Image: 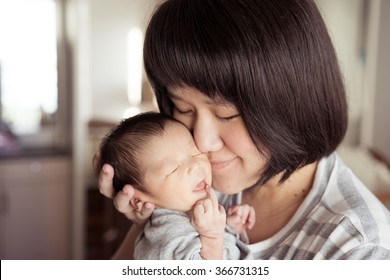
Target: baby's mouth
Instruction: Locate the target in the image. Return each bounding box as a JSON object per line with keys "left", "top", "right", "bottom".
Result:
{"left": 193, "top": 180, "right": 207, "bottom": 192}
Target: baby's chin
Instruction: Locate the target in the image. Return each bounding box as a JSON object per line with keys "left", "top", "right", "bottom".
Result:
{"left": 179, "top": 196, "right": 208, "bottom": 214}
{"left": 167, "top": 200, "right": 206, "bottom": 213}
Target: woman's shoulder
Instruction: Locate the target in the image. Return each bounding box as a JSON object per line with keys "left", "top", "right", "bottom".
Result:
{"left": 307, "top": 153, "right": 390, "bottom": 257}
{"left": 319, "top": 153, "right": 389, "bottom": 215}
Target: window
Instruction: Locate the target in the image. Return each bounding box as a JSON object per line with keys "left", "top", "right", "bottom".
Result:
{"left": 0, "top": 0, "right": 69, "bottom": 153}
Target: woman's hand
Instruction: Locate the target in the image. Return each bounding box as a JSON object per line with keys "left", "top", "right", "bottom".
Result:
{"left": 92, "top": 151, "right": 155, "bottom": 226}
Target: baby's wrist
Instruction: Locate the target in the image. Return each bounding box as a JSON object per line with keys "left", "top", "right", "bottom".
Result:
{"left": 199, "top": 234, "right": 224, "bottom": 260}
{"left": 197, "top": 224, "right": 225, "bottom": 239}
{"left": 199, "top": 231, "right": 224, "bottom": 240}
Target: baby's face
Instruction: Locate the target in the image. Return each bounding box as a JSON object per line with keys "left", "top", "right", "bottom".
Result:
{"left": 139, "top": 121, "right": 212, "bottom": 212}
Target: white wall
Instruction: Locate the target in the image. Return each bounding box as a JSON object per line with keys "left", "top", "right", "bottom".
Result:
{"left": 316, "top": 0, "right": 365, "bottom": 145}
{"left": 371, "top": 0, "right": 390, "bottom": 161}
{"left": 90, "top": 0, "right": 154, "bottom": 122}
{"left": 318, "top": 0, "right": 390, "bottom": 162}
{"left": 66, "top": 0, "right": 92, "bottom": 260}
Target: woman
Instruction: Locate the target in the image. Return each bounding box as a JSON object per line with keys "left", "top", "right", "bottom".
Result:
{"left": 94, "top": 0, "right": 390, "bottom": 259}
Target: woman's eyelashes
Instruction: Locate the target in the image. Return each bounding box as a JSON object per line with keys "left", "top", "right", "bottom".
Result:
{"left": 175, "top": 107, "right": 192, "bottom": 115}
{"left": 217, "top": 114, "right": 240, "bottom": 122}
{"left": 175, "top": 106, "right": 240, "bottom": 122}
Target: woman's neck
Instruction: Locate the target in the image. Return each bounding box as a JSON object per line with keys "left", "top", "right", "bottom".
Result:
{"left": 242, "top": 161, "right": 318, "bottom": 243}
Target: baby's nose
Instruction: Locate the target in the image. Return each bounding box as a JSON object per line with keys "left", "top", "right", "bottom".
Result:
{"left": 188, "top": 162, "right": 203, "bottom": 176}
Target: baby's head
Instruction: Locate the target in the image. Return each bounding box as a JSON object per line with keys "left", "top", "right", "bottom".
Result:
{"left": 99, "top": 111, "right": 212, "bottom": 212}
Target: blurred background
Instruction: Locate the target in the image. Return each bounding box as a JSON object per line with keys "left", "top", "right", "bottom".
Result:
{"left": 0, "top": 0, "right": 389, "bottom": 259}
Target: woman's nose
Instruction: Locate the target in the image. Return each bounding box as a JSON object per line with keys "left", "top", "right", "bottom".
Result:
{"left": 192, "top": 117, "right": 223, "bottom": 153}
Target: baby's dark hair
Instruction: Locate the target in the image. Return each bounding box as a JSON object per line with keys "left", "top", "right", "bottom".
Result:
{"left": 98, "top": 111, "right": 177, "bottom": 192}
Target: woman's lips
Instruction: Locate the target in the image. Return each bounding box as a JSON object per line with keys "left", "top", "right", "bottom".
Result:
{"left": 210, "top": 158, "right": 235, "bottom": 170}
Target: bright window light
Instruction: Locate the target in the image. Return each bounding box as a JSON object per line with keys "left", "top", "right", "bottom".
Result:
{"left": 0, "top": 0, "right": 57, "bottom": 134}
{"left": 127, "top": 27, "right": 143, "bottom": 106}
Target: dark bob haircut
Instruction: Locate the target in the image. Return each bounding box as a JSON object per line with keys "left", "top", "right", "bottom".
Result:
{"left": 143, "top": 0, "right": 348, "bottom": 186}
{"left": 98, "top": 112, "right": 177, "bottom": 192}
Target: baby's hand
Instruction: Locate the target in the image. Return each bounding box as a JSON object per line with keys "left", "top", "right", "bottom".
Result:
{"left": 227, "top": 204, "right": 255, "bottom": 234}
{"left": 191, "top": 185, "right": 226, "bottom": 239}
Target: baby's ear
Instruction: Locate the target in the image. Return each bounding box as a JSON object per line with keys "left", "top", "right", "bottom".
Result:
{"left": 130, "top": 188, "right": 151, "bottom": 210}
{"left": 129, "top": 196, "right": 138, "bottom": 210}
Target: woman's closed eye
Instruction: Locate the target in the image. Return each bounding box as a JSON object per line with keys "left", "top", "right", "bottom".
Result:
{"left": 175, "top": 107, "right": 193, "bottom": 115}
{"left": 217, "top": 113, "right": 240, "bottom": 122}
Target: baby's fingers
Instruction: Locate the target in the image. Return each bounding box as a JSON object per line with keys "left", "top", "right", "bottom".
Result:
{"left": 192, "top": 203, "right": 205, "bottom": 226}
{"left": 193, "top": 203, "right": 205, "bottom": 216}
{"left": 218, "top": 204, "right": 226, "bottom": 217}
{"left": 247, "top": 206, "right": 256, "bottom": 229}
{"left": 240, "top": 205, "right": 252, "bottom": 224}
{"left": 206, "top": 185, "right": 219, "bottom": 210}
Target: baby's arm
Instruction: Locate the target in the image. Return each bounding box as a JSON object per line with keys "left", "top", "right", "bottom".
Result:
{"left": 191, "top": 186, "right": 226, "bottom": 259}
{"left": 226, "top": 204, "right": 255, "bottom": 234}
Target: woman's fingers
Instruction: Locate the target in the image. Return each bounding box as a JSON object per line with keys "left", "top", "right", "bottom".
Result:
{"left": 113, "top": 185, "right": 135, "bottom": 213}
{"left": 98, "top": 163, "right": 116, "bottom": 199}
{"left": 93, "top": 150, "right": 116, "bottom": 199}
{"left": 136, "top": 201, "right": 155, "bottom": 218}
{"left": 113, "top": 185, "right": 155, "bottom": 224}
{"left": 94, "top": 155, "right": 156, "bottom": 225}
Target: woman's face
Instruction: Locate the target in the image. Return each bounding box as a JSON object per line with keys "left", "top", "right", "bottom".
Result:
{"left": 168, "top": 85, "right": 265, "bottom": 194}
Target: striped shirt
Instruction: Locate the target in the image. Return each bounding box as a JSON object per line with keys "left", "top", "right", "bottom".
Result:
{"left": 218, "top": 153, "right": 390, "bottom": 259}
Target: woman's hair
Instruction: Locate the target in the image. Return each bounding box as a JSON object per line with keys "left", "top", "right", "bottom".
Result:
{"left": 98, "top": 111, "right": 176, "bottom": 192}
{"left": 143, "top": 0, "right": 348, "bottom": 186}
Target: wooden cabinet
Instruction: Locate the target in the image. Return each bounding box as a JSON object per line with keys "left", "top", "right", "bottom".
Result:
{"left": 86, "top": 187, "right": 131, "bottom": 259}
{"left": 0, "top": 156, "right": 71, "bottom": 259}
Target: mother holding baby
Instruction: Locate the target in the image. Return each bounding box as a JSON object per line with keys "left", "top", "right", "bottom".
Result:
{"left": 94, "top": 0, "right": 390, "bottom": 259}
